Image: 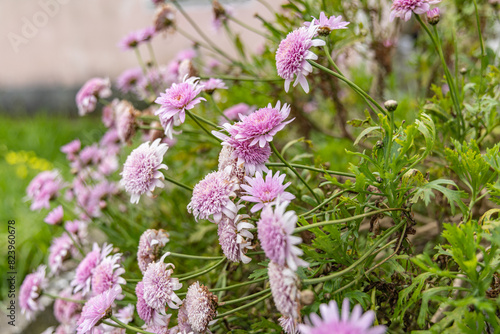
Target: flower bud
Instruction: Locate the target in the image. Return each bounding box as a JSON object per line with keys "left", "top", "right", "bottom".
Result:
{"left": 427, "top": 8, "right": 440, "bottom": 26}
{"left": 300, "top": 290, "right": 315, "bottom": 305}
{"left": 384, "top": 99, "right": 398, "bottom": 112}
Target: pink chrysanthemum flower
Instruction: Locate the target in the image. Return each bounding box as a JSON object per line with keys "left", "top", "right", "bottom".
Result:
{"left": 44, "top": 205, "right": 64, "bottom": 225}
{"left": 138, "top": 229, "right": 170, "bottom": 273}
{"left": 185, "top": 282, "right": 218, "bottom": 332}
{"left": 76, "top": 285, "right": 122, "bottom": 334}
{"left": 268, "top": 261, "right": 301, "bottom": 318}
{"left": 54, "top": 289, "right": 83, "bottom": 325}
{"left": 26, "top": 170, "right": 64, "bottom": 211}
{"left": 174, "top": 303, "right": 194, "bottom": 333}
{"left": 298, "top": 299, "right": 387, "bottom": 334}
{"left": 221, "top": 103, "right": 255, "bottom": 123}
{"left": 118, "top": 31, "right": 141, "bottom": 50}
{"left": 19, "top": 265, "right": 48, "bottom": 320}
{"left": 61, "top": 139, "right": 81, "bottom": 160}
{"left": 304, "top": 12, "right": 350, "bottom": 35}
{"left": 76, "top": 78, "right": 112, "bottom": 116}
{"left": 120, "top": 138, "right": 169, "bottom": 204}
{"left": 390, "top": 0, "right": 441, "bottom": 22}
{"left": 138, "top": 26, "right": 156, "bottom": 42}
{"left": 276, "top": 24, "right": 325, "bottom": 93}
{"left": 241, "top": 171, "right": 295, "bottom": 212}
{"left": 257, "top": 201, "right": 308, "bottom": 271}
{"left": 230, "top": 101, "right": 294, "bottom": 147}
{"left": 136, "top": 282, "right": 169, "bottom": 326}
{"left": 143, "top": 254, "right": 183, "bottom": 310}
{"left": 154, "top": 76, "right": 206, "bottom": 134}
{"left": 91, "top": 253, "right": 126, "bottom": 295}
{"left": 71, "top": 243, "right": 113, "bottom": 295}
{"left": 116, "top": 68, "right": 143, "bottom": 94}
{"left": 187, "top": 168, "right": 239, "bottom": 223}
{"left": 213, "top": 131, "right": 271, "bottom": 177}
{"left": 48, "top": 234, "right": 77, "bottom": 274}
{"left": 201, "top": 78, "right": 228, "bottom": 93}
{"left": 217, "top": 205, "right": 254, "bottom": 263}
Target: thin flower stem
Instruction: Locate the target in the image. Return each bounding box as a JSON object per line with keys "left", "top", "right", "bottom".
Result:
{"left": 176, "top": 27, "right": 228, "bottom": 63}
{"left": 209, "top": 277, "right": 267, "bottom": 293}
{"left": 138, "top": 125, "right": 163, "bottom": 131}
{"left": 161, "top": 172, "right": 193, "bottom": 191}
{"left": 134, "top": 48, "right": 148, "bottom": 76}
{"left": 178, "top": 258, "right": 227, "bottom": 282}
{"left": 185, "top": 110, "right": 222, "bottom": 142}
{"left": 300, "top": 190, "right": 348, "bottom": 217}
{"left": 170, "top": 0, "right": 236, "bottom": 64}
{"left": 147, "top": 42, "right": 158, "bottom": 69}
{"left": 189, "top": 111, "right": 219, "bottom": 128}
{"left": 137, "top": 115, "right": 159, "bottom": 122}
{"left": 415, "top": 15, "right": 463, "bottom": 138}
{"left": 323, "top": 42, "right": 343, "bottom": 75}
{"left": 219, "top": 288, "right": 271, "bottom": 306}
{"left": 206, "top": 93, "right": 230, "bottom": 122}
{"left": 309, "top": 60, "right": 387, "bottom": 115}
{"left": 215, "top": 292, "right": 272, "bottom": 319}
{"left": 110, "top": 316, "right": 155, "bottom": 334}
{"left": 256, "top": 0, "right": 274, "bottom": 14}
{"left": 303, "top": 219, "right": 406, "bottom": 285}
{"left": 265, "top": 162, "right": 355, "bottom": 177}
{"left": 43, "top": 292, "right": 86, "bottom": 304}
{"left": 167, "top": 252, "right": 223, "bottom": 260}
{"left": 199, "top": 75, "right": 282, "bottom": 82}
{"left": 270, "top": 142, "right": 320, "bottom": 204}
{"left": 294, "top": 208, "right": 407, "bottom": 233}
{"left": 64, "top": 229, "right": 85, "bottom": 257}
{"left": 228, "top": 15, "right": 272, "bottom": 39}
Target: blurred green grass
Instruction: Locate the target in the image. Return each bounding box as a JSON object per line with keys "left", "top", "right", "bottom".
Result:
{"left": 0, "top": 113, "right": 100, "bottom": 299}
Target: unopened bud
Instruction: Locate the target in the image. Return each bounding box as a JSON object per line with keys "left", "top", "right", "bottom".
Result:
{"left": 460, "top": 67, "right": 467, "bottom": 75}
{"left": 427, "top": 8, "right": 440, "bottom": 26}
{"left": 384, "top": 100, "right": 398, "bottom": 112}
{"left": 300, "top": 290, "right": 315, "bottom": 305}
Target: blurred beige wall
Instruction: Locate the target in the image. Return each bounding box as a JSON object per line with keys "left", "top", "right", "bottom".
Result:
{"left": 0, "top": 0, "right": 280, "bottom": 89}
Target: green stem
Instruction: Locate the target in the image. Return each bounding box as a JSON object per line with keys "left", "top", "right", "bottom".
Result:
{"left": 270, "top": 142, "right": 320, "bottom": 204}
{"left": 147, "top": 42, "right": 158, "bottom": 69}
{"left": 295, "top": 208, "right": 407, "bottom": 233}
{"left": 209, "top": 277, "right": 267, "bottom": 293}
{"left": 138, "top": 125, "right": 163, "bottom": 131}
{"left": 161, "top": 173, "right": 193, "bottom": 192}
{"left": 220, "top": 288, "right": 271, "bottom": 306}
{"left": 309, "top": 60, "right": 387, "bottom": 115}
{"left": 300, "top": 190, "right": 348, "bottom": 217}
{"left": 265, "top": 162, "right": 354, "bottom": 177}
{"left": 199, "top": 75, "right": 282, "bottom": 82}
{"left": 303, "top": 220, "right": 406, "bottom": 285}
{"left": 179, "top": 258, "right": 226, "bottom": 282}
{"left": 216, "top": 292, "right": 272, "bottom": 319}
{"left": 228, "top": 15, "right": 272, "bottom": 39}
{"left": 167, "top": 252, "right": 223, "bottom": 260}
{"left": 207, "top": 94, "right": 230, "bottom": 122}
{"left": 110, "top": 316, "right": 155, "bottom": 334}
{"left": 64, "top": 229, "right": 85, "bottom": 257}
{"left": 43, "top": 292, "right": 85, "bottom": 304}
{"left": 185, "top": 110, "right": 222, "bottom": 142}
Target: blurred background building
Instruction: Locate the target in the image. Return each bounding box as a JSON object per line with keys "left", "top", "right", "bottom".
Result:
{"left": 0, "top": 0, "right": 278, "bottom": 114}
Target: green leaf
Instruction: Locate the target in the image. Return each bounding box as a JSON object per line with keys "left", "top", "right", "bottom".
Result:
{"left": 411, "top": 179, "right": 468, "bottom": 215}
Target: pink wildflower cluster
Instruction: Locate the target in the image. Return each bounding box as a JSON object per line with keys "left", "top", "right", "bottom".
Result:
{"left": 26, "top": 170, "right": 64, "bottom": 211}
{"left": 76, "top": 78, "right": 112, "bottom": 116}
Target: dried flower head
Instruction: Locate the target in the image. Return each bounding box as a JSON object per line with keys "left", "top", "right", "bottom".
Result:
{"left": 276, "top": 25, "right": 325, "bottom": 93}
{"left": 268, "top": 261, "right": 301, "bottom": 318}
{"left": 241, "top": 171, "right": 295, "bottom": 212}
{"left": 138, "top": 229, "right": 170, "bottom": 273}
{"left": 120, "top": 138, "right": 169, "bottom": 204}
{"left": 19, "top": 265, "right": 48, "bottom": 320}
{"left": 185, "top": 282, "right": 218, "bottom": 332}
{"left": 154, "top": 4, "right": 176, "bottom": 33}
{"left": 280, "top": 315, "right": 300, "bottom": 334}
{"left": 390, "top": 0, "right": 441, "bottom": 22}
{"left": 115, "top": 100, "right": 138, "bottom": 144}
{"left": 142, "top": 254, "right": 183, "bottom": 310}
{"left": 258, "top": 201, "right": 308, "bottom": 271}
{"left": 187, "top": 168, "right": 239, "bottom": 223}
{"left": 298, "top": 299, "right": 387, "bottom": 334}
{"left": 217, "top": 206, "right": 254, "bottom": 263}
